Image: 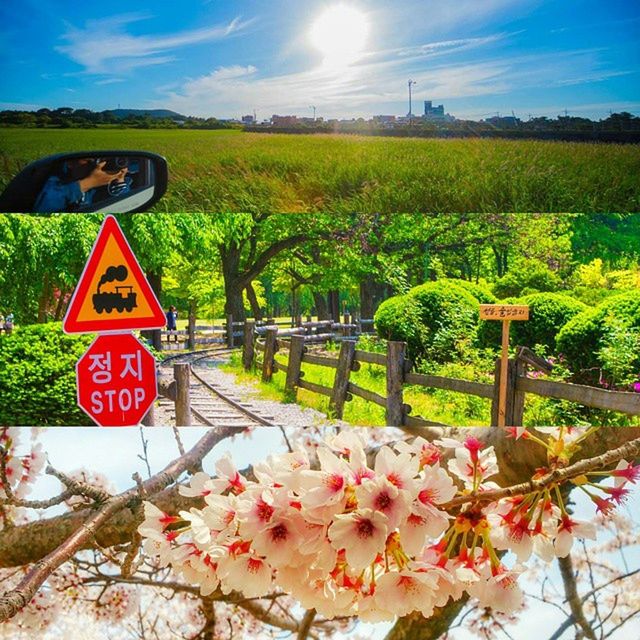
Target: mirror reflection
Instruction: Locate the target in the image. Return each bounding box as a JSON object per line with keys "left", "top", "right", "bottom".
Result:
{"left": 33, "top": 155, "right": 157, "bottom": 213}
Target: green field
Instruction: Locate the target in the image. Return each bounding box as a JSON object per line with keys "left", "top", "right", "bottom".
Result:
{"left": 1, "top": 128, "right": 639, "bottom": 212}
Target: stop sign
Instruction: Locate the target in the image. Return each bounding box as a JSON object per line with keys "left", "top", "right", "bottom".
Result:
{"left": 76, "top": 332, "right": 157, "bottom": 426}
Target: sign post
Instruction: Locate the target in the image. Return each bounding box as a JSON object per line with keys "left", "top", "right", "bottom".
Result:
{"left": 76, "top": 332, "right": 157, "bottom": 426}
{"left": 64, "top": 215, "right": 165, "bottom": 426}
{"left": 63, "top": 215, "right": 165, "bottom": 334}
{"left": 479, "top": 304, "right": 529, "bottom": 427}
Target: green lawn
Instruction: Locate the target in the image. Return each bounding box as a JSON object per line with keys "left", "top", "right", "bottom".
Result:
{"left": 2, "top": 128, "right": 639, "bottom": 212}
{"left": 222, "top": 350, "right": 492, "bottom": 427}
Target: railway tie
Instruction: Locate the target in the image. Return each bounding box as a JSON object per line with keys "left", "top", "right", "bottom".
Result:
{"left": 159, "top": 349, "right": 275, "bottom": 427}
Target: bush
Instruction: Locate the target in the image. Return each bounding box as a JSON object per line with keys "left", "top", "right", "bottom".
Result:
{"left": 493, "top": 261, "right": 562, "bottom": 298}
{"left": 439, "top": 279, "right": 497, "bottom": 304}
{"left": 375, "top": 281, "right": 479, "bottom": 364}
{"left": 511, "top": 293, "right": 588, "bottom": 351}
{"left": 373, "top": 294, "right": 423, "bottom": 357}
{"left": 0, "top": 323, "right": 94, "bottom": 425}
{"left": 556, "top": 291, "right": 640, "bottom": 384}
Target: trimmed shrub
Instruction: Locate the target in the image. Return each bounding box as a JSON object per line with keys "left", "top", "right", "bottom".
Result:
{"left": 373, "top": 294, "right": 423, "bottom": 357}
{"left": 0, "top": 323, "right": 94, "bottom": 425}
{"left": 493, "top": 261, "right": 562, "bottom": 299}
{"left": 556, "top": 291, "right": 640, "bottom": 384}
{"left": 440, "top": 279, "right": 497, "bottom": 304}
{"left": 375, "top": 281, "right": 479, "bottom": 363}
{"left": 511, "top": 293, "right": 588, "bottom": 351}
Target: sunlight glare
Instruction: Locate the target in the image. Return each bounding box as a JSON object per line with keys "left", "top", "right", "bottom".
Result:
{"left": 309, "top": 4, "right": 369, "bottom": 67}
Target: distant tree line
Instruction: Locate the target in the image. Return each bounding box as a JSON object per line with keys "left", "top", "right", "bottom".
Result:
{"left": 0, "top": 108, "right": 240, "bottom": 130}
{"left": 1, "top": 108, "right": 639, "bottom": 135}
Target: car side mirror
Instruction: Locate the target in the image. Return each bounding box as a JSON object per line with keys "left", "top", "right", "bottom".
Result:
{"left": 0, "top": 151, "right": 168, "bottom": 213}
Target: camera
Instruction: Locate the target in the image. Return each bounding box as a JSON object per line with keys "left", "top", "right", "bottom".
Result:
{"left": 98, "top": 157, "right": 130, "bottom": 174}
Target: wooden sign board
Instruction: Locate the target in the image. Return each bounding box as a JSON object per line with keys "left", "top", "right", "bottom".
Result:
{"left": 479, "top": 304, "right": 530, "bottom": 428}
{"left": 480, "top": 304, "right": 529, "bottom": 321}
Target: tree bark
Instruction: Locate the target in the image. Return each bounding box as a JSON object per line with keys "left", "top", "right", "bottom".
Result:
{"left": 384, "top": 597, "right": 468, "bottom": 640}
{"left": 187, "top": 299, "right": 196, "bottom": 350}
{"left": 53, "top": 288, "right": 67, "bottom": 321}
{"left": 359, "top": 278, "right": 384, "bottom": 319}
{"left": 312, "top": 291, "right": 329, "bottom": 320}
{"left": 328, "top": 289, "right": 340, "bottom": 323}
{"left": 37, "top": 273, "right": 51, "bottom": 323}
{"left": 221, "top": 245, "right": 246, "bottom": 322}
{"left": 219, "top": 232, "right": 311, "bottom": 323}
{"left": 143, "top": 270, "right": 163, "bottom": 351}
{"left": 245, "top": 282, "right": 262, "bottom": 320}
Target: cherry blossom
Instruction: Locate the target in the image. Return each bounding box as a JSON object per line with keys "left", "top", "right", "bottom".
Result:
{"left": 4, "top": 426, "right": 634, "bottom": 633}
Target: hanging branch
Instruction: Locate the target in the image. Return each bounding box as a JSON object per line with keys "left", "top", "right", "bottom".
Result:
{"left": 0, "top": 426, "right": 242, "bottom": 623}
{"left": 441, "top": 436, "right": 640, "bottom": 510}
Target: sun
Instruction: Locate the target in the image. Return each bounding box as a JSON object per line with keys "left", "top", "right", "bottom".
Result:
{"left": 309, "top": 4, "right": 369, "bottom": 67}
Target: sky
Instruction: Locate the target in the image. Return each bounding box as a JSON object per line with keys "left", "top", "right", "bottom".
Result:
{"left": 18, "top": 427, "right": 640, "bottom": 640}
{"left": 0, "top": 0, "right": 639, "bottom": 121}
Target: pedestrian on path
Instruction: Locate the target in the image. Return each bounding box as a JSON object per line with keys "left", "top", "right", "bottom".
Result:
{"left": 166, "top": 306, "right": 178, "bottom": 343}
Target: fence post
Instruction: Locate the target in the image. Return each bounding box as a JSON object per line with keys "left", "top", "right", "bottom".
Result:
{"left": 342, "top": 313, "right": 352, "bottom": 337}
{"left": 242, "top": 321, "right": 256, "bottom": 371}
{"left": 386, "top": 341, "right": 406, "bottom": 426}
{"left": 490, "top": 358, "right": 521, "bottom": 426}
{"left": 354, "top": 312, "right": 362, "bottom": 335}
{"left": 285, "top": 334, "right": 306, "bottom": 398}
{"left": 512, "top": 358, "right": 526, "bottom": 427}
{"left": 174, "top": 363, "right": 192, "bottom": 426}
{"left": 330, "top": 339, "right": 357, "bottom": 418}
{"left": 226, "top": 314, "right": 234, "bottom": 348}
{"left": 262, "top": 328, "right": 278, "bottom": 382}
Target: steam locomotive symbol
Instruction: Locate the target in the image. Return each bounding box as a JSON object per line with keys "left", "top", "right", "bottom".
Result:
{"left": 92, "top": 265, "right": 138, "bottom": 314}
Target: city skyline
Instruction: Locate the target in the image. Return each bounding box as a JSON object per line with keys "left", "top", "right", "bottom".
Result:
{"left": 1, "top": 0, "right": 639, "bottom": 121}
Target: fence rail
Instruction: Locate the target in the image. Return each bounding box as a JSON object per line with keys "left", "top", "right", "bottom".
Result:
{"left": 159, "top": 313, "right": 374, "bottom": 350}
{"left": 241, "top": 326, "right": 640, "bottom": 427}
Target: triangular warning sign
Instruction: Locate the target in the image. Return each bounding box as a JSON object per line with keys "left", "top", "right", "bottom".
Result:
{"left": 63, "top": 215, "right": 165, "bottom": 334}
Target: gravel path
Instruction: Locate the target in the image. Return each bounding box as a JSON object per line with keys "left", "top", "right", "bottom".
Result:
{"left": 153, "top": 354, "right": 349, "bottom": 428}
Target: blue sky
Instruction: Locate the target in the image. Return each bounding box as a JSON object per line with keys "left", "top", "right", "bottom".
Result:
{"left": 1, "top": 0, "right": 639, "bottom": 121}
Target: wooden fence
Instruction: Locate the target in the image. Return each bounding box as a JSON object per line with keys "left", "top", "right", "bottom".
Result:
{"left": 159, "top": 314, "right": 374, "bottom": 351}
{"left": 243, "top": 327, "right": 640, "bottom": 427}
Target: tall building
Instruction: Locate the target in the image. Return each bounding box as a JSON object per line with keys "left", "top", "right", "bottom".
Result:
{"left": 424, "top": 100, "right": 445, "bottom": 119}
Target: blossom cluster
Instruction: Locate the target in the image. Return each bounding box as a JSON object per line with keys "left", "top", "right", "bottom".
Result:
{"left": 0, "top": 428, "right": 46, "bottom": 529}
{"left": 138, "top": 428, "right": 639, "bottom": 621}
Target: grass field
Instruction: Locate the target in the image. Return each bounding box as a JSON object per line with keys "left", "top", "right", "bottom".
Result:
{"left": 222, "top": 350, "right": 493, "bottom": 427}
{"left": 1, "top": 128, "right": 639, "bottom": 212}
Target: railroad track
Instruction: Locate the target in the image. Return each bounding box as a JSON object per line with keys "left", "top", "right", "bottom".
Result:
{"left": 159, "top": 349, "right": 276, "bottom": 427}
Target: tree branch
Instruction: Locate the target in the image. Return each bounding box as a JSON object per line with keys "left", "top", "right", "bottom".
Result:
{"left": 0, "top": 426, "right": 242, "bottom": 622}
{"left": 441, "top": 435, "right": 640, "bottom": 510}
{"left": 556, "top": 554, "right": 596, "bottom": 640}
{"left": 238, "top": 234, "right": 312, "bottom": 287}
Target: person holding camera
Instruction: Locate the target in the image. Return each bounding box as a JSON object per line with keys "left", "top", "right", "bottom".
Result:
{"left": 33, "top": 158, "right": 129, "bottom": 213}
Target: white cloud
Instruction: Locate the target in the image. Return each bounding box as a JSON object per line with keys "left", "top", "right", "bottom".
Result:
{"left": 55, "top": 13, "right": 252, "bottom": 75}
{"left": 154, "top": 56, "right": 511, "bottom": 119}
{"left": 149, "top": 36, "right": 631, "bottom": 121}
